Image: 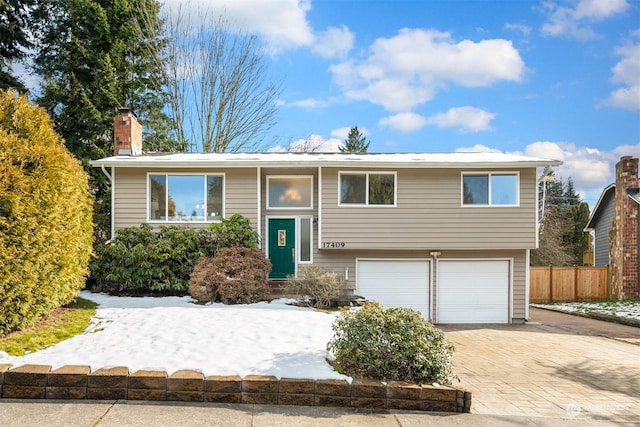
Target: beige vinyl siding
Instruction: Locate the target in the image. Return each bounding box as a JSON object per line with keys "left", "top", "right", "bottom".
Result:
{"left": 113, "top": 167, "right": 258, "bottom": 231}
{"left": 320, "top": 167, "right": 537, "bottom": 250}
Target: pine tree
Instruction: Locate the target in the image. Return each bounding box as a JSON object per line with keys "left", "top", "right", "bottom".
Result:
{"left": 0, "top": 0, "right": 36, "bottom": 92}
{"left": 339, "top": 126, "right": 370, "bottom": 153}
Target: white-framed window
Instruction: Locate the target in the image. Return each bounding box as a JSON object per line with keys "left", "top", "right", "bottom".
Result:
{"left": 267, "top": 175, "right": 313, "bottom": 209}
{"left": 148, "top": 173, "right": 224, "bottom": 222}
{"left": 462, "top": 172, "right": 519, "bottom": 206}
{"left": 339, "top": 171, "right": 396, "bottom": 206}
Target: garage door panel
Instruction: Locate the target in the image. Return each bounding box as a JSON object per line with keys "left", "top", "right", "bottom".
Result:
{"left": 357, "top": 260, "right": 430, "bottom": 318}
{"left": 438, "top": 260, "right": 509, "bottom": 324}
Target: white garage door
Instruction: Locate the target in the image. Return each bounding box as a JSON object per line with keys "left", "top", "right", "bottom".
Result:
{"left": 357, "top": 259, "right": 430, "bottom": 318}
{"left": 437, "top": 260, "right": 510, "bottom": 324}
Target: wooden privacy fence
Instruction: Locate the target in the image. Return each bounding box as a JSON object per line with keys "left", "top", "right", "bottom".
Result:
{"left": 530, "top": 266, "right": 608, "bottom": 303}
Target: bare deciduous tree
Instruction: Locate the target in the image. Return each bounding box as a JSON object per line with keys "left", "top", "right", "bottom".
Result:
{"left": 164, "top": 9, "right": 280, "bottom": 153}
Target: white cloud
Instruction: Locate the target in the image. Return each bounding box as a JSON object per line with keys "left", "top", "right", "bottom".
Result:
{"left": 455, "top": 144, "right": 504, "bottom": 153}
{"left": 379, "top": 113, "right": 428, "bottom": 133}
{"left": 424, "top": 107, "right": 495, "bottom": 133}
{"left": 541, "top": 0, "right": 630, "bottom": 40}
{"left": 288, "top": 98, "right": 330, "bottom": 109}
{"left": 269, "top": 134, "right": 342, "bottom": 152}
{"left": 312, "top": 25, "right": 355, "bottom": 59}
{"left": 599, "top": 38, "right": 640, "bottom": 110}
{"left": 330, "top": 28, "right": 525, "bottom": 112}
{"left": 330, "top": 126, "right": 369, "bottom": 140}
{"left": 380, "top": 107, "right": 495, "bottom": 134}
{"left": 505, "top": 23, "right": 532, "bottom": 36}
{"left": 162, "top": 0, "right": 314, "bottom": 54}
{"left": 523, "top": 141, "right": 640, "bottom": 206}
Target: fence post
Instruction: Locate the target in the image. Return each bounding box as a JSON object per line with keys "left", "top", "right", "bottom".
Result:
{"left": 549, "top": 265, "right": 554, "bottom": 303}
{"left": 574, "top": 266, "right": 579, "bottom": 301}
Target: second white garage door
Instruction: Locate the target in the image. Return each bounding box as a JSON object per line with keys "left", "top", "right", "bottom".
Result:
{"left": 437, "top": 260, "right": 510, "bottom": 324}
{"left": 357, "top": 259, "right": 430, "bottom": 318}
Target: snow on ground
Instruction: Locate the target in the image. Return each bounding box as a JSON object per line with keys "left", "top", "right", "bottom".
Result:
{"left": 0, "top": 291, "right": 350, "bottom": 380}
{"left": 533, "top": 300, "right": 640, "bottom": 321}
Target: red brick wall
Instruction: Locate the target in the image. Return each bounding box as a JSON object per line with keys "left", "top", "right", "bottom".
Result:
{"left": 613, "top": 156, "right": 639, "bottom": 299}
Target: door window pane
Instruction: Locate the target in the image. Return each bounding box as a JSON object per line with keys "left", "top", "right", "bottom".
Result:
{"left": 268, "top": 177, "right": 313, "bottom": 208}
{"left": 300, "top": 217, "right": 311, "bottom": 262}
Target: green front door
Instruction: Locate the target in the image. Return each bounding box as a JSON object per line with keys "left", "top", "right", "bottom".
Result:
{"left": 269, "top": 219, "right": 296, "bottom": 279}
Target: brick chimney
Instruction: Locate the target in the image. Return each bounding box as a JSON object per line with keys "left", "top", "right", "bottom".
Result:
{"left": 611, "top": 156, "right": 639, "bottom": 299}
{"left": 113, "top": 108, "right": 142, "bottom": 156}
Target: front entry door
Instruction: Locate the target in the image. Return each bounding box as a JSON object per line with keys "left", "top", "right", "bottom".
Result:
{"left": 268, "top": 218, "right": 296, "bottom": 279}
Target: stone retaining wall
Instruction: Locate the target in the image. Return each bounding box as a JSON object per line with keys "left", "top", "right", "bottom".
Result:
{"left": 0, "top": 364, "right": 471, "bottom": 413}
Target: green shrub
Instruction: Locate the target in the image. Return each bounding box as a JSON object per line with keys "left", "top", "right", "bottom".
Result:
{"left": 208, "top": 213, "right": 260, "bottom": 249}
{"left": 189, "top": 247, "right": 272, "bottom": 304}
{"left": 0, "top": 90, "right": 94, "bottom": 334}
{"left": 89, "top": 214, "right": 259, "bottom": 296}
{"left": 327, "top": 302, "right": 455, "bottom": 385}
{"left": 288, "top": 265, "right": 343, "bottom": 308}
{"left": 90, "top": 224, "right": 210, "bottom": 295}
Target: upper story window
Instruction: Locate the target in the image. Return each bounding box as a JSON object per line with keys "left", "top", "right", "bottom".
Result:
{"left": 267, "top": 176, "right": 313, "bottom": 209}
{"left": 148, "top": 173, "right": 224, "bottom": 222}
{"left": 339, "top": 172, "right": 396, "bottom": 206}
{"left": 462, "top": 172, "right": 519, "bottom": 206}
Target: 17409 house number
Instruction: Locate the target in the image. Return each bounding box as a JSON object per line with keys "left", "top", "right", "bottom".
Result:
{"left": 322, "top": 242, "right": 346, "bottom": 248}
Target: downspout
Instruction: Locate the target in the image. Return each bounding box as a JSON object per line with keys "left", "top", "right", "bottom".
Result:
{"left": 99, "top": 164, "right": 115, "bottom": 241}
{"left": 430, "top": 251, "right": 441, "bottom": 324}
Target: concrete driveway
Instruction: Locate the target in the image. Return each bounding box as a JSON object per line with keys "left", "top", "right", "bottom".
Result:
{"left": 441, "top": 308, "right": 640, "bottom": 423}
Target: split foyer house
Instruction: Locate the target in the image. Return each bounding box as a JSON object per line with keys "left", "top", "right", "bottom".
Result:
{"left": 585, "top": 156, "right": 639, "bottom": 299}
{"left": 92, "top": 109, "right": 562, "bottom": 324}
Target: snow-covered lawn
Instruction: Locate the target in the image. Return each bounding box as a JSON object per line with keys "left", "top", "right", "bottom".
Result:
{"left": 533, "top": 300, "right": 640, "bottom": 321}
{"left": 0, "top": 291, "right": 350, "bottom": 381}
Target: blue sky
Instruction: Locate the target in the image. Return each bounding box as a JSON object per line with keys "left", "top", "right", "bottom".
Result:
{"left": 166, "top": 0, "right": 639, "bottom": 207}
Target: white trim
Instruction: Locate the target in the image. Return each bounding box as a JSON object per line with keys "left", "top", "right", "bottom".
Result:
{"left": 111, "top": 167, "right": 116, "bottom": 240}
{"left": 146, "top": 172, "right": 225, "bottom": 223}
{"left": 318, "top": 166, "right": 323, "bottom": 249}
{"left": 91, "top": 152, "right": 563, "bottom": 169}
{"left": 437, "top": 258, "right": 513, "bottom": 324}
{"left": 461, "top": 171, "right": 520, "bottom": 207}
{"left": 257, "top": 167, "right": 262, "bottom": 249}
{"left": 338, "top": 171, "right": 397, "bottom": 207}
{"left": 525, "top": 250, "right": 530, "bottom": 320}
{"left": 266, "top": 175, "right": 314, "bottom": 210}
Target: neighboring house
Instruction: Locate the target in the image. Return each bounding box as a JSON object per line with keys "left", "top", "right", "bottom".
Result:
{"left": 92, "top": 109, "right": 562, "bottom": 324}
{"left": 585, "top": 156, "right": 639, "bottom": 299}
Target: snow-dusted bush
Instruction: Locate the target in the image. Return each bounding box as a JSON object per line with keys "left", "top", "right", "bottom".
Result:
{"left": 189, "top": 247, "right": 271, "bottom": 304}
{"left": 288, "top": 265, "right": 342, "bottom": 308}
{"left": 327, "top": 302, "right": 455, "bottom": 385}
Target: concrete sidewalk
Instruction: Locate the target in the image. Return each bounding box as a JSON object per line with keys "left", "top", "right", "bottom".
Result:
{"left": 0, "top": 399, "right": 632, "bottom": 426}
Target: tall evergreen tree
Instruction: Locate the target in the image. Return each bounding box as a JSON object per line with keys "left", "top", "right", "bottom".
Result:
{"left": 0, "top": 0, "right": 36, "bottom": 92}
{"left": 33, "top": 0, "right": 182, "bottom": 242}
{"left": 533, "top": 170, "right": 591, "bottom": 266}
{"left": 339, "top": 126, "right": 370, "bottom": 153}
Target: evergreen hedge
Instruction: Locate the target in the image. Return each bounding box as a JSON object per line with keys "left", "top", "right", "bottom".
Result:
{"left": 0, "top": 90, "right": 94, "bottom": 335}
